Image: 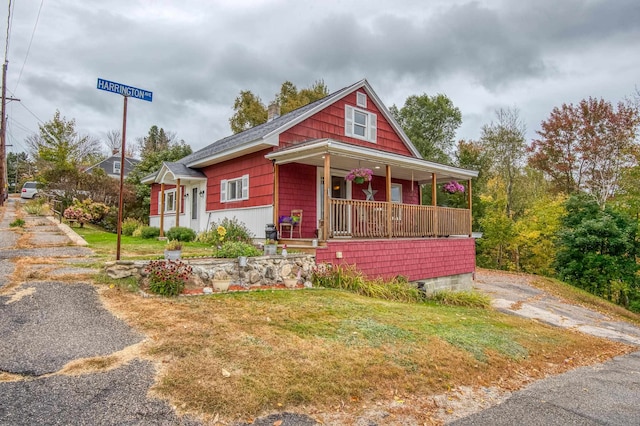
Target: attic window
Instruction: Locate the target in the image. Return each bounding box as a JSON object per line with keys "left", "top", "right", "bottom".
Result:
{"left": 113, "top": 161, "right": 121, "bottom": 174}
{"left": 356, "top": 92, "right": 367, "bottom": 108}
{"left": 345, "top": 105, "right": 377, "bottom": 143}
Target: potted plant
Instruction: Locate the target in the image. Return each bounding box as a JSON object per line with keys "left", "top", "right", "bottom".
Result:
{"left": 164, "top": 240, "right": 183, "bottom": 260}
{"left": 264, "top": 239, "right": 277, "bottom": 255}
{"left": 442, "top": 181, "right": 465, "bottom": 194}
{"left": 346, "top": 168, "right": 373, "bottom": 184}
{"left": 283, "top": 270, "right": 302, "bottom": 288}
{"left": 211, "top": 270, "right": 231, "bottom": 292}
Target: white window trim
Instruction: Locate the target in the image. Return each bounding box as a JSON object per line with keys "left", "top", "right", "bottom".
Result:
{"left": 113, "top": 161, "right": 121, "bottom": 174}
{"left": 391, "top": 183, "right": 403, "bottom": 203}
{"left": 163, "top": 189, "right": 176, "bottom": 213}
{"left": 221, "top": 174, "right": 249, "bottom": 202}
{"left": 356, "top": 91, "right": 367, "bottom": 108}
{"left": 391, "top": 183, "right": 403, "bottom": 221}
{"left": 345, "top": 105, "right": 377, "bottom": 143}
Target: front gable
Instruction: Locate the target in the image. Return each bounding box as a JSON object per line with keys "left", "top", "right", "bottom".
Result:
{"left": 277, "top": 84, "right": 418, "bottom": 157}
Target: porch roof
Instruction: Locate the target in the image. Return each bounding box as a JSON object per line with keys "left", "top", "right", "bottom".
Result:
{"left": 265, "top": 138, "right": 478, "bottom": 183}
{"left": 141, "top": 161, "right": 207, "bottom": 185}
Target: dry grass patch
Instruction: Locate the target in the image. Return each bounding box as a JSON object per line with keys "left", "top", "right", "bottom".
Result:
{"left": 99, "top": 286, "right": 632, "bottom": 423}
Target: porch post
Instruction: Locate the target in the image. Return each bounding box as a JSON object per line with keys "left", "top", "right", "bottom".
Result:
{"left": 386, "top": 165, "right": 392, "bottom": 238}
{"left": 467, "top": 179, "right": 473, "bottom": 237}
{"left": 273, "top": 163, "right": 279, "bottom": 225}
{"left": 432, "top": 173, "right": 438, "bottom": 237}
{"left": 175, "top": 178, "right": 181, "bottom": 227}
{"left": 323, "top": 154, "right": 331, "bottom": 241}
{"left": 159, "top": 183, "right": 165, "bottom": 238}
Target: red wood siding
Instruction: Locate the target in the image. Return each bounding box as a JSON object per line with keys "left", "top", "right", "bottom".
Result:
{"left": 150, "top": 183, "right": 177, "bottom": 216}
{"left": 316, "top": 238, "right": 476, "bottom": 281}
{"left": 278, "top": 163, "right": 317, "bottom": 238}
{"left": 150, "top": 184, "right": 160, "bottom": 215}
{"left": 203, "top": 149, "right": 274, "bottom": 210}
{"left": 279, "top": 91, "right": 415, "bottom": 157}
{"left": 350, "top": 176, "right": 420, "bottom": 204}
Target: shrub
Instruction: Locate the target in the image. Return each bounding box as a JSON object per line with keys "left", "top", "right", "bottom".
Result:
{"left": 10, "top": 218, "right": 25, "bottom": 228}
{"left": 144, "top": 259, "right": 192, "bottom": 296}
{"left": 139, "top": 226, "right": 161, "bottom": 239}
{"left": 166, "top": 226, "right": 197, "bottom": 242}
{"left": 63, "top": 205, "right": 92, "bottom": 224}
{"left": 132, "top": 227, "right": 143, "bottom": 238}
{"left": 197, "top": 217, "right": 253, "bottom": 244}
{"left": 122, "top": 218, "right": 144, "bottom": 236}
{"left": 215, "top": 241, "right": 261, "bottom": 258}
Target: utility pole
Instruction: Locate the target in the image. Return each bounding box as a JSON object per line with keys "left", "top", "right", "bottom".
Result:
{"left": 0, "top": 60, "right": 7, "bottom": 206}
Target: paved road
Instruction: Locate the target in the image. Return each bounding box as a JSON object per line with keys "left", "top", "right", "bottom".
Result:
{"left": 449, "top": 270, "right": 640, "bottom": 425}
{"left": 0, "top": 197, "right": 199, "bottom": 425}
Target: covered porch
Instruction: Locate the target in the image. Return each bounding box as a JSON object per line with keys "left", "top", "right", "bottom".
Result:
{"left": 266, "top": 138, "right": 478, "bottom": 242}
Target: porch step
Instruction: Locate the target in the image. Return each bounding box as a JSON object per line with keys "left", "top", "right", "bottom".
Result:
{"left": 278, "top": 238, "right": 325, "bottom": 255}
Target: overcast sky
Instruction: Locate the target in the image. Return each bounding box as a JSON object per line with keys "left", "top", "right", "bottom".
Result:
{"left": 2, "top": 0, "right": 639, "bottom": 158}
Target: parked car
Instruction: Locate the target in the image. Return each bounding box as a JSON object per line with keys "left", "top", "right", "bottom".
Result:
{"left": 21, "top": 182, "right": 39, "bottom": 199}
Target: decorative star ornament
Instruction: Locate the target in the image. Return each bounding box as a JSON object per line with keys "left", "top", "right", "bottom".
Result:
{"left": 362, "top": 182, "right": 378, "bottom": 201}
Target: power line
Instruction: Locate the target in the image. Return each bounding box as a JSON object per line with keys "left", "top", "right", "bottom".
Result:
{"left": 13, "top": 0, "right": 44, "bottom": 92}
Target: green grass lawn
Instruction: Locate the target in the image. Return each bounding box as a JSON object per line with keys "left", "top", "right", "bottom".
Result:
{"left": 74, "top": 225, "right": 214, "bottom": 259}
{"left": 101, "top": 285, "right": 631, "bottom": 423}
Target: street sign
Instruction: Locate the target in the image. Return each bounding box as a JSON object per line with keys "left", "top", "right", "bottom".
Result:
{"left": 96, "top": 78, "right": 153, "bottom": 102}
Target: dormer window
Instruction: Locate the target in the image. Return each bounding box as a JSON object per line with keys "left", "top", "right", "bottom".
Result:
{"left": 345, "top": 105, "right": 377, "bottom": 143}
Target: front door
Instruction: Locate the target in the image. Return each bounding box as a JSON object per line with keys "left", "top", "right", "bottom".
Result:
{"left": 190, "top": 187, "right": 199, "bottom": 230}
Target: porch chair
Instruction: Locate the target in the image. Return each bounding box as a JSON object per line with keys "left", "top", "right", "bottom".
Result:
{"left": 280, "top": 209, "right": 303, "bottom": 238}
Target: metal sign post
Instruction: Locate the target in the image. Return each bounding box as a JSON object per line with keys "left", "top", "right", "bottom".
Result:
{"left": 97, "top": 78, "right": 152, "bottom": 260}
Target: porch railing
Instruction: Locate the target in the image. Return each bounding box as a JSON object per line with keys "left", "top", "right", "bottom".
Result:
{"left": 329, "top": 199, "right": 471, "bottom": 238}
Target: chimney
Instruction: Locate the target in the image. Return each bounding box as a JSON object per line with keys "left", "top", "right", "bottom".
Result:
{"left": 267, "top": 102, "right": 280, "bottom": 122}
{"left": 112, "top": 148, "right": 120, "bottom": 155}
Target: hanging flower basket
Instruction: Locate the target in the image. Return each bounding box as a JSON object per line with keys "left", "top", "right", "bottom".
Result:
{"left": 346, "top": 168, "right": 373, "bottom": 184}
{"left": 442, "top": 181, "right": 465, "bottom": 194}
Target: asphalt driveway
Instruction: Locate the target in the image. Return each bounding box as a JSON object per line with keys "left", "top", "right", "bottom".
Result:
{"left": 0, "top": 198, "right": 200, "bottom": 425}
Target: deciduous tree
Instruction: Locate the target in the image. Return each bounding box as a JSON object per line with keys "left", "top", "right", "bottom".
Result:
{"left": 229, "top": 80, "right": 329, "bottom": 134}
{"left": 390, "top": 93, "right": 461, "bottom": 164}
{"left": 529, "top": 98, "right": 640, "bottom": 207}
{"left": 26, "top": 110, "right": 103, "bottom": 186}
{"left": 479, "top": 107, "right": 527, "bottom": 218}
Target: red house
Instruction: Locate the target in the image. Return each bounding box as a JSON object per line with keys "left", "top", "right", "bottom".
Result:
{"left": 144, "top": 80, "right": 478, "bottom": 287}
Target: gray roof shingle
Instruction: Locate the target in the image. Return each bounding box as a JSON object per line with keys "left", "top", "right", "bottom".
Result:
{"left": 178, "top": 82, "right": 356, "bottom": 167}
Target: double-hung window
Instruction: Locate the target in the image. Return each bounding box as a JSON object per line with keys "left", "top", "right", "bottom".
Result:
{"left": 345, "top": 105, "right": 377, "bottom": 143}
{"left": 164, "top": 190, "right": 176, "bottom": 213}
{"left": 220, "top": 174, "right": 249, "bottom": 202}
{"left": 113, "top": 161, "right": 121, "bottom": 174}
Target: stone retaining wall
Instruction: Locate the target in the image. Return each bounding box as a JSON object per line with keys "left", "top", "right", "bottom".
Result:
{"left": 105, "top": 254, "right": 316, "bottom": 287}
